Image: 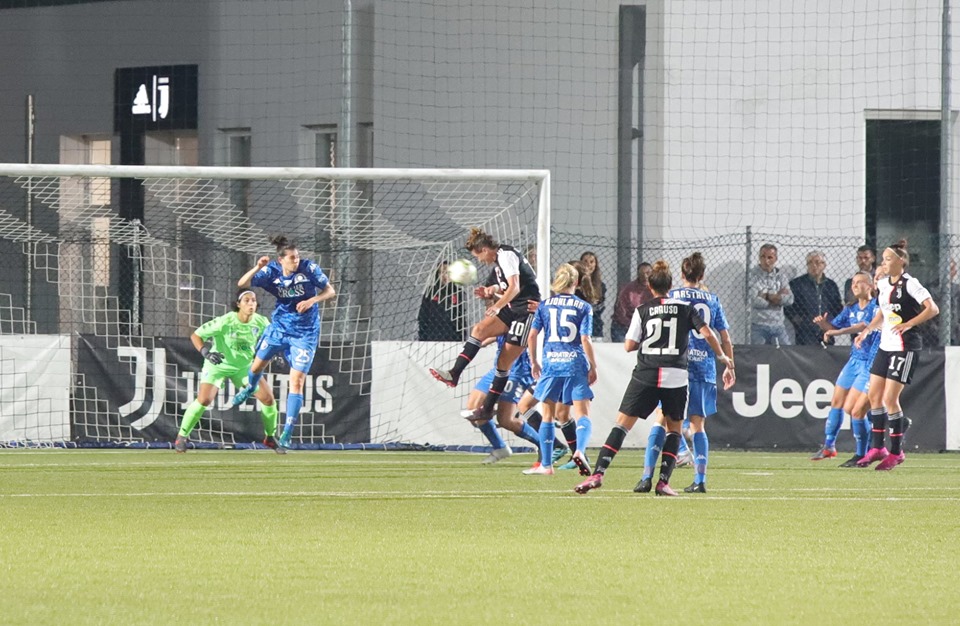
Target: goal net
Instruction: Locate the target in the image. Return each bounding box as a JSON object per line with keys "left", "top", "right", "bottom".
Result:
{"left": 0, "top": 164, "right": 549, "bottom": 448}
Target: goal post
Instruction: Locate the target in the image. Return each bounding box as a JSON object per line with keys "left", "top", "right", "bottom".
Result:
{"left": 0, "top": 163, "right": 550, "bottom": 448}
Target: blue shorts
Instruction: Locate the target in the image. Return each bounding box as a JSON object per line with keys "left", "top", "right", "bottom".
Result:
{"left": 687, "top": 380, "right": 717, "bottom": 418}
{"left": 473, "top": 369, "right": 533, "bottom": 405}
{"left": 836, "top": 358, "right": 871, "bottom": 393}
{"left": 534, "top": 375, "right": 594, "bottom": 404}
{"left": 255, "top": 325, "right": 318, "bottom": 374}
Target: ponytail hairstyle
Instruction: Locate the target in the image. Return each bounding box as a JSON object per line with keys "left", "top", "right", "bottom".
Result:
{"left": 464, "top": 227, "right": 497, "bottom": 252}
{"left": 550, "top": 263, "right": 579, "bottom": 294}
{"left": 570, "top": 259, "right": 599, "bottom": 304}
{"left": 681, "top": 251, "right": 706, "bottom": 284}
{"left": 268, "top": 234, "right": 299, "bottom": 258}
{"left": 648, "top": 260, "right": 673, "bottom": 295}
{"left": 889, "top": 241, "right": 910, "bottom": 268}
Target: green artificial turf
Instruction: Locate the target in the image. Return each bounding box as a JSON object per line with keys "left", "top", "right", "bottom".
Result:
{"left": 1, "top": 450, "right": 959, "bottom": 625}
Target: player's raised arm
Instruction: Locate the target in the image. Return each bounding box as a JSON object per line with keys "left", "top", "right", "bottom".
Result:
{"left": 238, "top": 256, "right": 270, "bottom": 288}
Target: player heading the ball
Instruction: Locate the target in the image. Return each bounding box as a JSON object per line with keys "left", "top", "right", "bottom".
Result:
{"left": 429, "top": 227, "right": 541, "bottom": 422}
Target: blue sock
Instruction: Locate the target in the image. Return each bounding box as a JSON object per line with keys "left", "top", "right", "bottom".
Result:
{"left": 693, "top": 431, "right": 709, "bottom": 484}
{"left": 247, "top": 367, "right": 264, "bottom": 390}
{"left": 517, "top": 422, "right": 541, "bottom": 447}
{"left": 643, "top": 424, "right": 666, "bottom": 480}
{"left": 477, "top": 419, "right": 506, "bottom": 449}
{"left": 282, "top": 393, "right": 303, "bottom": 438}
{"left": 677, "top": 431, "right": 690, "bottom": 454}
{"left": 575, "top": 416, "right": 592, "bottom": 454}
{"left": 824, "top": 407, "right": 843, "bottom": 448}
{"left": 852, "top": 417, "right": 870, "bottom": 456}
{"left": 538, "top": 422, "right": 556, "bottom": 467}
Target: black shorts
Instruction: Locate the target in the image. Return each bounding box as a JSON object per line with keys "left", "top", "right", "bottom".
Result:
{"left": 869, "top": 349, "right": 918, "bottom": 385}
{"left": 618, "top": 378, "right": 688, "bottom": 422}
{"left": 497, "top": 307, "right": 534, "bottom": 347}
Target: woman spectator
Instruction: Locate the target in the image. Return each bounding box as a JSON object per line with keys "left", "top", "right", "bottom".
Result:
{"left": 580, "top": 251, "right": 607, "bottom": 340}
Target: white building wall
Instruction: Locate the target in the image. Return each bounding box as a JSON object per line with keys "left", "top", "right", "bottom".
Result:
{"left": 375, "top": 0, "right": 960, "bottom": 241}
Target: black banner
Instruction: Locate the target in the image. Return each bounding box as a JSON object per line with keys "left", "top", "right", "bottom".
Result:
{"left": 114, "top": 65, "right": 198, "bottom": 134}
{"left": 711, "top": 346, "right": 946, "bottom": 451}
{"left": 75, "top": 335, "right": 370, "bottom": 444}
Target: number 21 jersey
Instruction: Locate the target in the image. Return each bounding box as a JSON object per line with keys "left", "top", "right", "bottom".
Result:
{"left": 626, "top": 297, "right": 706, "bottom": 388}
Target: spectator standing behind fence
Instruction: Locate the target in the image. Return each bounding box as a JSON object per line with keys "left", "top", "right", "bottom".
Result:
{"left": 579, "top": 252, "right": 607, "bottom": 339}
{"left": 417, "top": 261, "right": 465, "bottom": 342}
{"left": 610, "top": 262, "right": 653, "bottom": 343}
{"left": 843, "top": 245, "right": 876, "bottom": 303}
{"left": 786, "top": 251, "right": 843, "bottom": 345}
{"left": 749, "top": 244, "right": 794, "bottom": 345}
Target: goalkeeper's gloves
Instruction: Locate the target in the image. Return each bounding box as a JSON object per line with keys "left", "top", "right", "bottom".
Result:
{"left": 200, "top": 345, "right": 224, "bottom": 365}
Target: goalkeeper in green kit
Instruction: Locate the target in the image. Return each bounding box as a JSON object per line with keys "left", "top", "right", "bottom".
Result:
{"left": 174, "top": 289, "right": 284, "bottom": 453}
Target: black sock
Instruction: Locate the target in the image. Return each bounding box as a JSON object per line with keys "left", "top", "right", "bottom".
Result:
{"left": 659, "top": 432, "right": 681, "bottom": 484}
{"left": 594, "top": 426, "right": 628, "bottom": 476}
{"left": 869, "top": 407, "right": 887, "bottom": 449}
{"left": 888, "top": 411, "right": 906, "bottom": 455}
{"left": 560, "top": 420, "right": 578, "bottom": 450}
{"left": 480, "top": 370, "right": 508, "bottom": 414}
{"left": 450, "top": 336, "right": 483, "bottom": 379}
{"left": 525, "top": 409, "right": 542, "bottom": 431}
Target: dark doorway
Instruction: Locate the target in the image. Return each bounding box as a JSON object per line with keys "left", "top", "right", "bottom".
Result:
{"left": 865, "top": 119, "right": 940, "bottom": 285}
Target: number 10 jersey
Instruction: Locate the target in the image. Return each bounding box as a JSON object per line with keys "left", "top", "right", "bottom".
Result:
{"left": 626, "top": 297, "right": 706, "bottom": 388}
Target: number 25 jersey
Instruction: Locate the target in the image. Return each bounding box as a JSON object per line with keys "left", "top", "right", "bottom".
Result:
{"left": 626, "top": 297, "right": 706, "bottom": 388}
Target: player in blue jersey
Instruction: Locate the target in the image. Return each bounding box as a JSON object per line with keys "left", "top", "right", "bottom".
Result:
{"left": 464, "top": 334, "right": 545, "bottom": 463}
{"left": 810, "top": 270, "right": 881, "bottom": 466}
{"left": 230, "top": 235, "right": 337, "bottom": 447}
{"left": 525, "top": 263, "right": 597, "bottom": 476}
{"left": 637, "top": 252, "right": 734, "bottom": 494}
{"left": 554, "top": 259, "right": 598, "bottom": 470}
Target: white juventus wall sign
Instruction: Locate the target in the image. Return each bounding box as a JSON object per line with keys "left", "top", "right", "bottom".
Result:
{"left": 114, "top": 64, "right": 198, "bottom": 133}
{"left": 131, "top": 75, "right": 170, "bottom": 121}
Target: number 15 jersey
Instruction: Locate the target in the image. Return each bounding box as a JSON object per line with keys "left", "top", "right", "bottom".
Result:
{"left": 626, "top": 297, "right": 706, "bottom": 388}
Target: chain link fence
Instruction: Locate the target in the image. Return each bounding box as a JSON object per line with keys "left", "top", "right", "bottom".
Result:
{"left": 554, "top": 229, "right": 959, "bottom": 348}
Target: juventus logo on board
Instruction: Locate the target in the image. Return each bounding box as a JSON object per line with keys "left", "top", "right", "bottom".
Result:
{"left": 132, "top": 75, "right": 170, "bottom": 121}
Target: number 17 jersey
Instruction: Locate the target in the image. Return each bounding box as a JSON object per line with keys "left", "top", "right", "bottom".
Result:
{"left": 626, "top": 297, "right": 706, "bottom": 388}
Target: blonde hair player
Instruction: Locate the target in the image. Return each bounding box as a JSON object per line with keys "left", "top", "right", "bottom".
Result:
{"left": 853, "top": 243, "right": 938, "bottom": 470}
{"left": 524, "top": 263, "right": 598, "bottom": 476}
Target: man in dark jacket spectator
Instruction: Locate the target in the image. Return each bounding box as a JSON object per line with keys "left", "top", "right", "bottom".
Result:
{"left": 842, "top": 245, "right": 876, "bottom": 303}
{"left": 786, "top": 250, "right": 843, "bottom": 345}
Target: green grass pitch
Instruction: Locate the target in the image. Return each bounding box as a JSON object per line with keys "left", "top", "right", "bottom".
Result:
{"left": 2, "top": 449, "right": 960, "bottom": 625}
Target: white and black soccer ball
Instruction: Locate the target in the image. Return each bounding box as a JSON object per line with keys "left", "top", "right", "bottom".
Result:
{"left": 446, "top": 258, "right": 478, "bottom": 285}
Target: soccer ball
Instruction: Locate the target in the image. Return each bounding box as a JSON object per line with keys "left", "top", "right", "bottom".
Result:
{"left": 446, "top": 258, "right": 478, "bottom": 285}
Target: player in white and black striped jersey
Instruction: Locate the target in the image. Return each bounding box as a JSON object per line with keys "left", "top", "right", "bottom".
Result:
{"left": 429, "top": 227, "right": 543, "bottom": 428}
{"left": 854, "top": 244, "right": 939, "bottom": 470}
{"left": 574, "top": 260, "right": 733, "bottom": 496}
